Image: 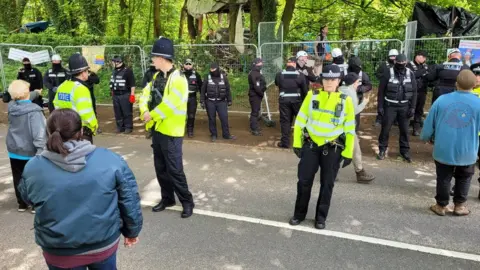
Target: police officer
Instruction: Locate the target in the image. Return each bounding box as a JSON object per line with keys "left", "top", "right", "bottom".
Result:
{"left": 53, "top": 53, "right": 98, "bottom": 143}
{"left": 296, "top": 50, "right": 320, "bottom": 84}
{"left": 142, "top": 61, "right": 157, "bottom": 88}
{"left": 374, "top": 49, "right": 399, "bottom": 126}
{"left": 407, "top": 51, "right": 429, "bottom": 136}
{"left": 347, "top": 56, "right": 373, "bottom": 131}
{"left": 110, "top": 56, "right": 136, "bottom": 134}
{"left": 200, "top": 63, "right": 236, "bottom": 142}
{"left": 17, "top": 57, "right": 43, "bottom": 108}
{"left": 139, "top": 37, "right": 195, "bottom": 218}
{"left": 183, "top": 59, "right": 202, "bottom": 138}
{"left": 275, "top": 57, "right": 308, "bottom": 148}
{"left": 289, "top": 64, "right": 356, "bottom": 230}
{"left": 377, "top": 54, "right": 417, "bottom": 163}
{"left": 428, "top": 48, "right": 469, "bottom": 104}
{"left": 331, "top": 48, "right": 349, "bottom": 80}
{"left": 248, "top": 57, "right": 266, "bottom": 136}
{"left": 44, "top": 54, "right": 69, "bottom": 112}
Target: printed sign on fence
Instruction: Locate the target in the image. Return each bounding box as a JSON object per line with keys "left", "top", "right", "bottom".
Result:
{"left": 82, "top": 46, "right": 105, "bottom": 73}
{"left": 458, "top": 40, "right": 480, "bottom": 67}
{"left": 8, "top": 48, "right": 51, "bottom": 65}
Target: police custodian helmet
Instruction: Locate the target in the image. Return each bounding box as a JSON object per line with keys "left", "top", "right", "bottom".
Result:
{"left": 322, "top": 64, "right": 342, "bottom": 79}
{"left": 151, "top": 36, "right": 174, "bottom": 60}
{"left": 68, "top": 53, "right": 89, "bottom": 75}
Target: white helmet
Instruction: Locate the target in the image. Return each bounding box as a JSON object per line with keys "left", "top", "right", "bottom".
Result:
{"left": 388, "top": 49, "right": 399, "bottom": 57}
{"left": 296, "top": 50, "right": 308, "bottom": 59}
{"left": 51, "top": 54, "right": 62, "bottom": 61}
{"left": 331, "top": 48, "right": 343, "bottom": 58}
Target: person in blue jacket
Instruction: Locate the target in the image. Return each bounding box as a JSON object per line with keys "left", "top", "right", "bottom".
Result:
{"left": 19, "top": 109, "right": 143, "bottom": 269}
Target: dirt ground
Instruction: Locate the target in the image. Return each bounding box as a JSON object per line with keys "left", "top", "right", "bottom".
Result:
{"left": 0, "top": 102, "right": 434, "bottom": 162}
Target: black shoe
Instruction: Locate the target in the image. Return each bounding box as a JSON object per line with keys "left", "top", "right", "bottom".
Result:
{"left": 223, "top": 135, "right": 236, "bottom": 140}
{"left": 251, "top": 130, "right": 262, "bottom": 136}
{"left": 277, "top": 142, "right": 289, "bottom": 149}
{"left": 152, "top": 201, "right": 176, "bottom": 212}
{"left": 124, "top": 129, "right": 133, "bottom": 134}
{"left": 400, "top": 152, "right": 412, "bottom": 163}
{"left": 211, "top": 136, "right": 217, "bottom": 142}
{"left": 412, "top": 130, "right": 420, "bottom": 136}
{"left": 289, "top": 217, "right": 304, "bottom": 226}
{"left": 116, "top": 129, "right": 125, "bottom": 134}
{"left": 315, "top": 221, "right": 326, "bottom": 230}
{"left": 18, "top": 204, "right": 28, "bottom": 212}
{"left": 377, "top": 150, "right": 386, "bottom": 160}
{"left": 181, "top": 204, "right": 194, "bottom": 218}
{"left": 188, "top": 132, "right": 194, "bottom": 138}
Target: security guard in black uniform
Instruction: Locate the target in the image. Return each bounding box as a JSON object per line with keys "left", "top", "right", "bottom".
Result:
{"left": 200, "top": 63, "right": 236, "bottom": 142}
{"left": 110, "top": 55, "right": 136, "bottom": 134}
{"left": 248, "top": 58, "right": 266, "bottom": 136}
{"left": 275, "top": 57, "right": 308, "bottom": 148}
{"left": 142, "top": 61, "right": 157, "bottom": 88}
{"left": 428, "top": 48, "right": 469, "bottom": 104}
{"left": 332, "top": 48, "right": 349, "bottom": 82}
{"left": 183, "top": 59, "right": 202, "bottom": 138}
{"left": 374, "top": 49, "right": 399, "bottom": 126}
{"left": 17, "top": 57, "right": 43, "bottom": 108}
{"left": 377, "top": 54, "right": 417, "bottom": 163}
{"left": 44, "top": 54, "right": 69, "bottom": 112}
{"left": 407, "top": 51, "right": 429, "bottom": 136}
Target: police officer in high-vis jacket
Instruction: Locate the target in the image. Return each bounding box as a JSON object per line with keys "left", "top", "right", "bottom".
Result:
{"left": 407, "top": 50, "right": 429, "bottom": 136}
{"left": 428, "top": 48, "right": 469, "bottom": 104}
{"left": 200, "top": 63, "right": 236, "bottom": 142}
{"left": 289, "top": 64, "right": 356, "bottom": 230}
{"left": 54, "top": 53, "right": 98, "bottom": 143}
{"left": 44, "top": 54, "right": 69, "bottom": 112}
{"left": 377, "top": 54, "right": 417, "bottom": 163}
{"left": 183, "top": 59, "right": 202, "bottom": 138}
{"left": 110, "top": 56, "right": 136, "bottom": 134}
{"left": 275, "top": 57, "right": 308, "bottom": 148}
{"left": 139, "top": 37, "right": 195, "bottom": 218}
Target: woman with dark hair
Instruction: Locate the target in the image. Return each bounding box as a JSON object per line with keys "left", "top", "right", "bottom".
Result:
{"left": 19, "top": 109, "right": 143, "bottom": 269}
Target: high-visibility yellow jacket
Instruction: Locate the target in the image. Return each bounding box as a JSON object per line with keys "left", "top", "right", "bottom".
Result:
{"left": 293, "top": 89, "right": 356, "bottom": 159}
{"left": 139, "top": 69, "right": 188, "bottom": 137}
{"left": 53, "top": 80, "right": 98, "bottom": 133}
{"left": 473, "top": 86, "right": 480, "bottom": 97}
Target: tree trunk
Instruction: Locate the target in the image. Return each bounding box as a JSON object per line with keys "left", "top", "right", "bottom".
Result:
{"left": 41, "top": 0, "right": 75, "bottom": 33}
{"left": 228, "top": 3, "right": 239, "bottom": 44}
{"left": 250, "top": 0, "right": 263, "bottom": 41}
{"left": 187, "top": 14, "right": 197, "bottom": 39}
{"left": 153, "top": 0, "right": 161, "bottom": 38}
{"left": 178, "top": 0, "right": 188, "bottom": 40}
{"left": 146, "top": 0, "right": 152, "bottom": 41}
{"left": 118, "top": 0, "right": 128, "bottom": 37}
{"left": 280, "top": 0, "right": 295, "bottom": 38}
{"left": 102, "top": 0, "right": 109, "bottom": 25}
{"left": 0, "top": 0, "right": 28, "bottom": 32}
{"left": 79, "top": 0, "right": 106, "bottom": 35}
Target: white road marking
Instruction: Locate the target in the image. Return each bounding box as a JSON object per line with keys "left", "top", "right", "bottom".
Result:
{"left": 141, "top": 200, "right": 480, "bottom": 262}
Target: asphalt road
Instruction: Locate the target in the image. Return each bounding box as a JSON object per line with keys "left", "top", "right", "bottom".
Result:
{"left": 1, "top": 129, "right": 480, "bottom": 269}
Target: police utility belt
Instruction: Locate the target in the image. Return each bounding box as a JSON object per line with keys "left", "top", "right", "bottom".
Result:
{"left": 304, "top": 131, "right": 346, "bottom": 155}
{"left": 384, "top": 97, "right": 409, "bottom": 104}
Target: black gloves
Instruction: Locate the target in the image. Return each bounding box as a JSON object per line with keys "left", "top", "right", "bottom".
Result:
{"left": 341, "top": 158, "right": 352, "bottom": 168}
{"left": 293, "top": 148, "right": 301, "bottom": 158}
{"left": 378, "top": 108, "right": 384, "bottom": 117}
{"left": 407, "top": 108, "right": 415, "bottom": 118}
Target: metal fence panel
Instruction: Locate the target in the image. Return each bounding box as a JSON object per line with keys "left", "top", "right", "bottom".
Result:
{"left": 404, "top": 21, "right": 418, "bottom": 59}
{"left": 54, "top": 45, "right": 146, "bottom": 102}
{"left": 0, "top": 43, "right": 55, "bottom": 92}
{"left": 260, "top": 39, "right": 403, "bottom": 113}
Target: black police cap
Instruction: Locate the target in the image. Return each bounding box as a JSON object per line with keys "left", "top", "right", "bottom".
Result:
{"left": 112, "top": 55, "right": 123, "bottom": 62}
{"left": 210, "top": 63, "right": 219, "bottom": 69}
{"left": 322, "top": 65, "right": 342, "bottom": 79}
{"left": 396, "top": 54, "right": 407, "bottom": 62}
{"left": 151, "top": 36, "right": 174, "bottom": 60}
{"left": 415, "top": 50, "right": 428, "bottom": 57}
{"left": 471, "top": 63, "right": 480, "bottom": 75}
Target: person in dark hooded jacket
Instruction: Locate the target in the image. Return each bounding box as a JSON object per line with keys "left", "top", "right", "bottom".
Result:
{"left": 348, "top": 56, "right": 373, "bottom": 131}
{"left": 248, "top": 58, "right": 266, "bottom": 136}
{"left": 6, "top": 80, "right": 47, "bottom": 213}
{"left": 19, "top": 109, "right": 143, "bottom": 269}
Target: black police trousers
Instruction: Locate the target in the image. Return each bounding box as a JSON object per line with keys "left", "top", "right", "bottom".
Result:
{"left": 435, "top": 161, "right": 474, "bottom": 207}
{"left": 187, "top": 96, "right": 197, "bottom": 134}
{"left": 112, "top": 93, "right": 133, "bottom": 132}
{"left": 378, "top": 102, "right": 410, "bottom": 155}
{"left": 293, "top": 142, "right": 342, "bottom": 223}
{"left": 413, "top": 91, "right": 427, "bottom": 131}
{"left": 206, "top": 99, "right": 231, "bottom": 138}
{"left": 279, "top": 101, "right": 301, "bottom": 147}
{"left": 432, "top": 87, "right": 454, "bottom": 104}
{"left": 48, "top": 89, "right": 56, "bottom": 113}
{"left": 249, "top": 95, "right": 263, "bottom": 132}
{"left": 152, "top": 131, "right": 194, "bottom": 206}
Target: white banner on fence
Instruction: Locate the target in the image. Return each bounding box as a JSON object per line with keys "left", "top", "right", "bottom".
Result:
{"left": 8, "top": 48, "right": 51, "bottom": 65}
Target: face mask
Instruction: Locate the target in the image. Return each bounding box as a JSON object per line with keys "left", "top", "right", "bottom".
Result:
{"left": 52, "top": 63, "right": 61, "bottom": 69}
{"left": 23, "top": 64, "right": 32, "bottom": 70}
{"left": 333, "top": 56, "right": 344, "bottom": 65}
{"left": 210, "top": 69, "right": 220, "bottom": 77}
{"left": 394, "top": 63, "right": 406, "bottom": 72}
{"left": 349, "top": 65, "right": 361, "bottom": 74}
{"left": 149, "top": 66, "right": 156, "bottom": 71}
{"left": 388, "top": 59, "right": 395, "bottom": 65}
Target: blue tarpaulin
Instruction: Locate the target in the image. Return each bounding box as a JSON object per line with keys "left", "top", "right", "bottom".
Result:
{"left": 20, "top": 21, "right": 50, "bottom": 33}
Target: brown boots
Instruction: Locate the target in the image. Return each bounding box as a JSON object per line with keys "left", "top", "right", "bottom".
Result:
{"left": 430, "top": 203, "right": 469, "bottom": 216}
{"left": 356, "top": 169, "right": 375, "bottom": 183}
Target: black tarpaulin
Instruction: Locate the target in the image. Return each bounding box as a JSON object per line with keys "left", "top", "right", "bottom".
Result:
{"left": 412, "top": 2, "right": 480, "bottom": 37}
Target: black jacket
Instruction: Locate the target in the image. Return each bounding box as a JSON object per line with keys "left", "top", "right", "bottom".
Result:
{"left": 407, "top": 60, "right": 429, "bottom": 93}
{"left": 183, "top": 69, "right": 203, "bottom": 94}
{"left": 200, "top": 71, "right": 232, "bottom": 103}
{"left": 248, "top": 66, "right": 266, "bottom": 98}
{"left": 85, "top": 72, "right": 100, "bottom": 96}
{"left": 377, "top": 67, "right": 417, "bottom": 110}
{"left": 375, "top": 61, "right": 393, "bottom": 81}
{"left": 275, "top": 66, "right": 308, "bottom": 102}
{"left": 17, "top": 67, "right": 43, "bottom": 91}
{"left": 142, "top": 67, "right": 157, "bottom": 88}
{"left": 43, "top": 66, "right": 69, "bottom": 90}
{"left": 427, "top": 58, "right": 469, "bottom": 90}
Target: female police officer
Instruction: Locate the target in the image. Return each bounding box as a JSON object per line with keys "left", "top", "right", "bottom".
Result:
{"left": 289, "top": 64, "right": 356, "bottom": 230}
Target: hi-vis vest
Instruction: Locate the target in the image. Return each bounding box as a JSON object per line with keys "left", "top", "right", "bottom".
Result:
{"left": 206, "top": 74, "right": 227, "bottom": 100}
{"left": 279, "top": 70, "right": 301, "bottom": 101}
{"left": 110, "top": 68, "right": 128, "bottom": 92}
{"left": 385, "top": 67, "right": 413, "bottom": 103}
{"left": 293, "top": 89, "right": 356, "bottom": 159}
{"left": 473, "top": 86, "right": 480, "bottom": 98}
{"left": 139, "top": 70, "right": 188, "bottom": 137}
{"left": 53, "top": 80, "right": 98, "bottom": 133}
